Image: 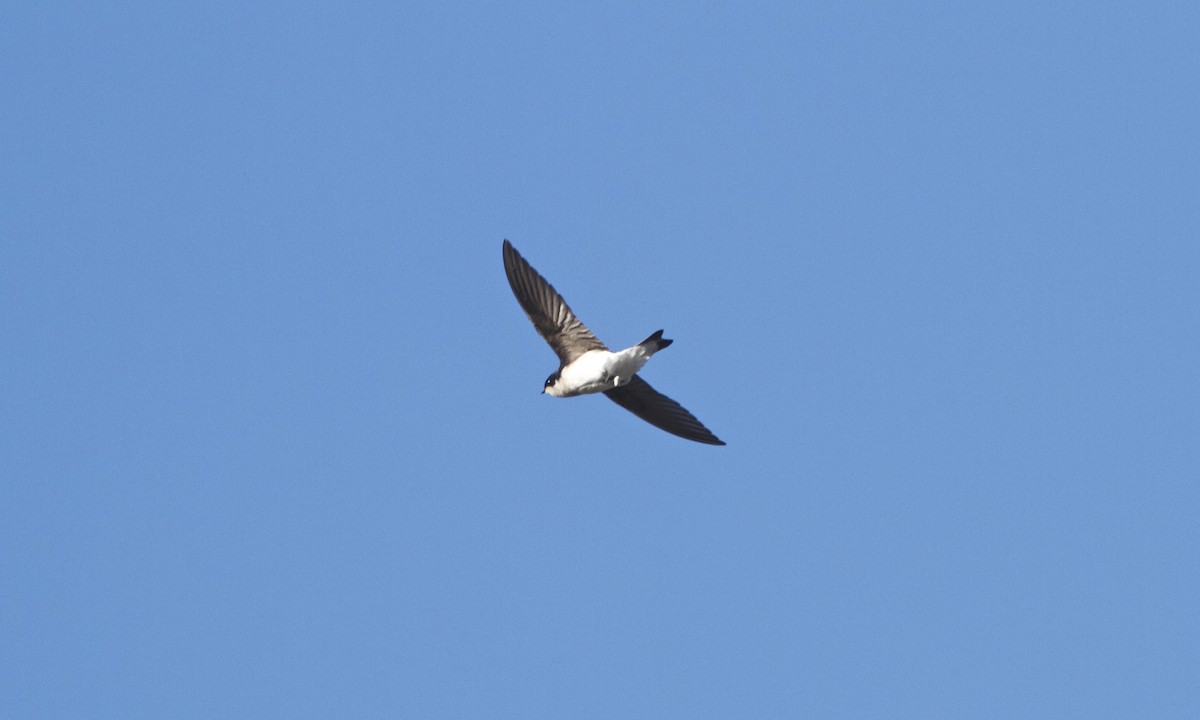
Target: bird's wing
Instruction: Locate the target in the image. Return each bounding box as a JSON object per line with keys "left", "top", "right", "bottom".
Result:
{"left": 503, "top": 240, "right": 608, "bottom": 364}
{"left": 604, "top": 376, "right": 725, "bottom": 445}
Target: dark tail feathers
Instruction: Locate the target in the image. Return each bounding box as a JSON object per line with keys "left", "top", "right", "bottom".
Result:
{"left": 639, "top": 329, "right": 673, "bottom": 352}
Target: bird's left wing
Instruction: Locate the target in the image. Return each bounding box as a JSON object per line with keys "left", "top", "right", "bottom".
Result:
{"left": 503, "top": 240, "right": 608, "bottom": 364}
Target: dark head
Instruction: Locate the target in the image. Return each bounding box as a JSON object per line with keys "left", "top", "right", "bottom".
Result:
{"left": 543, "top": 370, "right": 562, "bottom": 396}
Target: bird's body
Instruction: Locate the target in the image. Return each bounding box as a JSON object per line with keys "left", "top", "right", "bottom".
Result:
{"left": 502, "top": 240, "right": 724, "bottom": 445}
{"left": 544, "top": 331, "right": 669, "bottom": 397}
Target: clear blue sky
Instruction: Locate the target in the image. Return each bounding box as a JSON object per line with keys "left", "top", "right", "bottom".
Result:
{"left": 3, "top": 2, "right": 1198, "bottom": 718}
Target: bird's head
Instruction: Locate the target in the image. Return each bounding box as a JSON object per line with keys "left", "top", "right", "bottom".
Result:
{"left": 543, "top": 370, "right": 563, "bottom": 396}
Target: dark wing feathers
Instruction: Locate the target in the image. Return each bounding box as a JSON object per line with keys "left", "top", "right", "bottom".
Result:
{"left": 503, "top": 240, "right": 607, "bottom": 364}
{"left": 605, "top": 376, "right": 725, "bottom": 445}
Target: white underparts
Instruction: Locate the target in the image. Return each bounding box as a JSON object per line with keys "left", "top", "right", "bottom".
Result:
{"left": 548, "top": 343, "right": 659, "bottom": 397}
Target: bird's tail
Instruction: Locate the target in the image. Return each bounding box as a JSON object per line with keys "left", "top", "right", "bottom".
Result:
{"left": 638, "top": 329, "right": 673, "bottom": 352}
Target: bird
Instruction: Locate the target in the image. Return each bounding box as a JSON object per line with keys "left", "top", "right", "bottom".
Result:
{"left": 502, "top": 239, "right": 725, "bottom": 445}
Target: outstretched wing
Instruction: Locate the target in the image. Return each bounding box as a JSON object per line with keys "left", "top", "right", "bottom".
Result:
{"left": 503, "top": 240, "right": 608, "bottom": 365}
{"left": 605, "top": 376, "right": 725, "bottom": 445}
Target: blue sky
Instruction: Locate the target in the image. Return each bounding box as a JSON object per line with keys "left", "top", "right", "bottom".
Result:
{"left": 3, "top": 1, "right": 1198, "bottom": 717}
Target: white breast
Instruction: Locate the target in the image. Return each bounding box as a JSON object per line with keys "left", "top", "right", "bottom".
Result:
{"left": 553, "top": 344, "right": 656, "bottom": 397}
{"left": 555, "top": 350, "right": 615, "bottom": 396}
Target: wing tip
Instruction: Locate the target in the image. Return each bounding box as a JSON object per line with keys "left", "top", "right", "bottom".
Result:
{"left": 691, "top": 431, "right": 726, "bottom": 446}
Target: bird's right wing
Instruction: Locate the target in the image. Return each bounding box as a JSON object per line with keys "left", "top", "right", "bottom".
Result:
{"left": 503, "top": 240, "right": 608, "bottom": 364}
{"left": 605, "top": 376, "right": 725, "bottom": 445}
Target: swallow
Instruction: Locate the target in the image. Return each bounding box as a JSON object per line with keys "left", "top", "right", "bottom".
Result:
{"left": 503, "top": 239, "right": 725, "bottom": 445}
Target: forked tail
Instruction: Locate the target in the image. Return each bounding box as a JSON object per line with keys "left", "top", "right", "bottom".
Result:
{"left": 638, "top": 329, "right": 673, "bottom": 352}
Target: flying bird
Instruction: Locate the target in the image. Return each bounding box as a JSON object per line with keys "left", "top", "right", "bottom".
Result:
{"left": 502, "top": 239, "right": 725, "bottom": 445}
